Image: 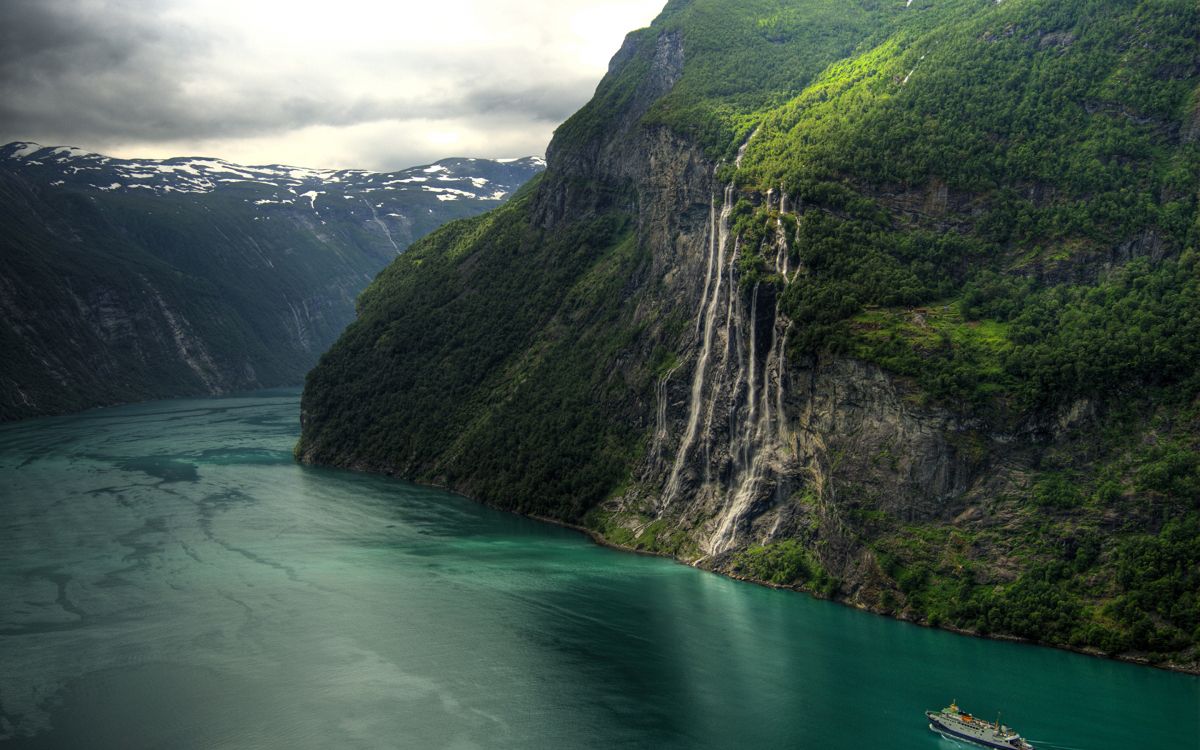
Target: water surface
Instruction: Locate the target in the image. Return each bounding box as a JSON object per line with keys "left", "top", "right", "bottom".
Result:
{"left": 0, "top": 391, "right": 1196, "bottom": 749}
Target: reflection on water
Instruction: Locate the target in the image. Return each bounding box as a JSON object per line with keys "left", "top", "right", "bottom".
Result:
{"left": 0, "top": 390, "right": 1196, "bottom": 749}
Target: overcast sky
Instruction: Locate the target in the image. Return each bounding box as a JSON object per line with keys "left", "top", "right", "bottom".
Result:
{"left": 0, "top": 0, "right": 666, "bottom": 170}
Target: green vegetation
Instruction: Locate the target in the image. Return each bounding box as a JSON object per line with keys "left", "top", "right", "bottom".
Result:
{"left": 892, "top": 510, "right": 1200, "bottom": 656}
{"left": 302, "top": 181, "right": 651, "bottom": 518}
{"left": 301, "top": 0, "right": 1200, "bottom": 666}
{"left": 555, "top": 0, "right": 894, "bottom": 160}
{"left": 864, "top": 411, "right": 1200, "bottom": 659}
{"left": 732, "top": 540, "right": 839, "bottom": 595}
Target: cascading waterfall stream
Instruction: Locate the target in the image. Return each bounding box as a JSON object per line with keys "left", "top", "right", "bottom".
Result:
{"left": 652, "top": 361, "right": 684, "bottom": 459}
{"left": 703, "top": 234, "right": 742, "bottom": 480}
{"left": 741, "top": 283, "right": 760, "bottom": 469}
{"left": 694, "top": 199, "right": 718, "bottom": 337}
{"left": 663, "top": 184, "right": 736, "bottom": 506}
{"left": 658, "top": 173, "right": 798, "bottom": 556}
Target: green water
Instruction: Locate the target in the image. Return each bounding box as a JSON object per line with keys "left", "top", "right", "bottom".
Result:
{"left": 0, "top": 391, "right": 1195, "bottom": 749}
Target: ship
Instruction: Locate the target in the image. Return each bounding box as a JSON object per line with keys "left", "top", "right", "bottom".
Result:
{"left": 926, "top": 701, "right": 1036, "bottom": 750}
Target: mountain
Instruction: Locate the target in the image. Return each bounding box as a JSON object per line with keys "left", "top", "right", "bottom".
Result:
{"left": 298, "top": 0, "right": 1200, "bottom": 670}
{"left": 0, "top": 143, "right": 543, "bottom": 420}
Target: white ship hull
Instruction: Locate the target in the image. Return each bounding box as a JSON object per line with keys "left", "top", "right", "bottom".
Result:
{"left": 926, "top": 710, "right": 1034, "bottom": 750}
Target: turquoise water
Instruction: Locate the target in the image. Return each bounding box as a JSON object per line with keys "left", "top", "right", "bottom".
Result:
{"left": 0, "top": 391, "right": 1196, "bottom": 749}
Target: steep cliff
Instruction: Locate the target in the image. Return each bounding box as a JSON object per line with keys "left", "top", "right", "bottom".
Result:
{"left": 0, "top": 145, "right": 542, "bottom": 420}
{"left": 299, "top": 0, "right": 1200, "bottom": 670}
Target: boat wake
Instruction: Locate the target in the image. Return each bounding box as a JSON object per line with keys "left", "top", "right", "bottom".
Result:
{"left": 930, "top": 725, "right": 974, "bottom": 746}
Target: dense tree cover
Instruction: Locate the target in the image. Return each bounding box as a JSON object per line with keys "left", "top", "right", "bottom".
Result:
{"left": 838, "top": 252, "right": 1200, "bottom": 414}
{"left": 301, "top": 180, "right": 650, "bottom": 518}
{"left": 731, "top": 540, "right": 839, "bottom": 595}
{"left": 722, "top": 0, "right": 1200, "bottom": 417}
{"left": 890, "top": 509, "right": 1200, "bottom": 656}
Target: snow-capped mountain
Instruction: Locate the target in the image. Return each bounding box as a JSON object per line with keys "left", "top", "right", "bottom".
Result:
{"left": 2, "top": 141, "right": 544, "bottom": 224}
{"left": 0, "top": 142, "right": 544, "bottom": 421}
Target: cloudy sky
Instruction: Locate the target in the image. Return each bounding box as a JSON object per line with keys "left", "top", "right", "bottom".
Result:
{"left": 0, "top": 0, "right": 666, "bottom": 170}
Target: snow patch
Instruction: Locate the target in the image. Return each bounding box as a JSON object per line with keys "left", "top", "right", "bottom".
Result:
{"left": 422, "top": 186, "right": 476, "bottom": 198}
{"left": 299, "top": 190, "right": 323, "bottom": 209}
{"left": 54, "top": 146, "right": 94, "bottom": 158}
{"left": 183, "top": 159, "right": 261, "bottom": 179}
{"left": 499, "top": 156, "right": 547, "bottom": 167}
{"left": 154, "top": 163, "right": 200, "bottom": 176}
{"left": 285, "top": 167, "right": 339, "bottom": 181}
{"left": 8, "top": 142, "right": 41, "bottom": 158}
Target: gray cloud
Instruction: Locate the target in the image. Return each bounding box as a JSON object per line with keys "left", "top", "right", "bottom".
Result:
{"left": 0, "top": 0, "right": 664, "bottom": 169}
{"left": 1, "top": 0, "right": 206, "bottom": 139}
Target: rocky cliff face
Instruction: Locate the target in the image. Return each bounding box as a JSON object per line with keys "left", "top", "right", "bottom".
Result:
{"left": 518, "top": 29, "right": 976, "bottom": 597}
{"left": 566, "top": 142, "right": 985, "bottom": 606}
{"left": 299, "top": 0, "right": 1200, "bottom": 671}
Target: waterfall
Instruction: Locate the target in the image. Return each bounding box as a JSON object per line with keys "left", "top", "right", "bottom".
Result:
{"left": 742, "top": 283, "right": 760, "bottom": 468}
{"left": 706, "top": 234, "right": 742, "bottom": 480}
{"left": 776, "top": 190, "right": 791, "bottom": 284}
{"left": 694, "top": 199, "right": 717, "bottom": 337}
{"left": 772, "top": 221, "right": 792, "bottom": 441}
{"left": 652, "top": 361, "right": 683, "bottom": 459}
{"left": 655, "top": 173, "right": 796, "bottom": 556}
{"left": 735, "top": 128, "right": 758, "bottom": 168}
{"left": 775, "top": 322, "right": 792, "bottom": 444}
{"left": 663, "top": 184, "right": 736, "bottom": 505}
{"left": 361, "top": 199, "right": 401, "bottom": 254}
{"left": 707, "top": 280, "right": 791, "bottom": 556}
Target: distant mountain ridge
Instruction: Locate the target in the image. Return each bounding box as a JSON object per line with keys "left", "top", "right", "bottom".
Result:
{"left": 2, "top": 141, "right": 543, "bottom": 230}
{"left": 0, "top": 142, "right": 543, "bottom": 420}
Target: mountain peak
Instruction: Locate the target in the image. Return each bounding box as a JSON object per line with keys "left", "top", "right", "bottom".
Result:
{"left": 1, "top": 142, "right": 545, "bottom": 204}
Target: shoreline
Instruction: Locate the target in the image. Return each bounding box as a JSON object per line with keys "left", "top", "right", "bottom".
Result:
{"left": 376, "top": 470, "right": 1200, "bottom": 678}
{"left": 556, "top": 514, "right": 1199, "bottom": 677}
